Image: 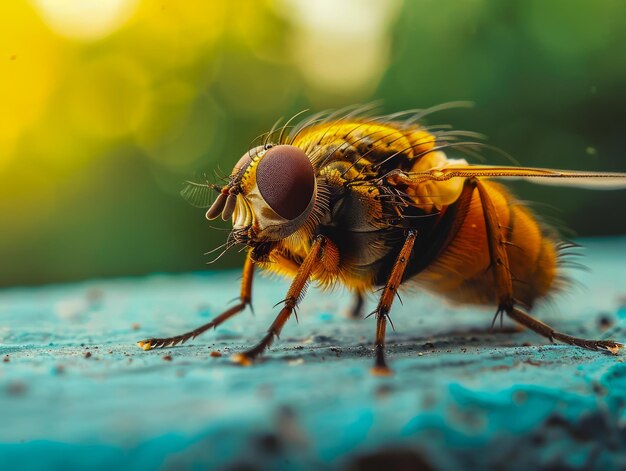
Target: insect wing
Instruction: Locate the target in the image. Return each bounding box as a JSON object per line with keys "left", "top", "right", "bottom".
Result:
{"left": 408, "top": 165, "right": 626, "bottom": 190}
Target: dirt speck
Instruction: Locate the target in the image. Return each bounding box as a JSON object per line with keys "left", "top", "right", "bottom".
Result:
{"left": 375, "top": 384, "right": 393, "bottom": 399}
{"left": 131, "top": 323, "right": 141, "bottom": 330}
{"left": 163, "top": 355, "right": 173, "bottom": 361}
{"left": 210, "top": 351, "right": 222, "bottom": 358}
{"left": 597, "top": 313, "right": 614, "bottom": 331}
{"left": 7, "top": 381, "right": 27, "bottom": 396}
{"left": 3, "top": 355, "right": 9, "bottom": 363}
{"left": 252, "top": 432, "right": 282, "bottom": 455}
{"left": 513, "top": 390, "right": 528, "bottom": 405}
{"left": 84, "top": 351, "right": 92, "bottom": 359}
{"left": 347, "top": 448, "right": 434, "bottom": 471}
{"left": 86, "top": 288, "right": 104, "bottom": 305}
{"left": 592, "top": 382, "right": 607, "bottom": 396}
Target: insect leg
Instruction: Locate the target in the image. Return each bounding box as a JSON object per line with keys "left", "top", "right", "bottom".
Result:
{"left": 232, "top": 235, "right": 327, "bottom": 365}
{"left": 371, "top": 230, "right": 417, "bottom": 376}
{"left": 137, "top": 252, "right": 255, "bottom": 350}
{"left": 506, "top": 308, "right": 621, "bottom": 353}
{"left": 347, "top": 292, "right": 365, "bottom": 319}
{"left": 473, "top": 179, "right": 622, "bottom": 355}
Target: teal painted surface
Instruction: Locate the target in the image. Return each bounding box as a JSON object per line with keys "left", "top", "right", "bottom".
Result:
{"left": 1, "top": 238, "right": 626, "bottom": 470}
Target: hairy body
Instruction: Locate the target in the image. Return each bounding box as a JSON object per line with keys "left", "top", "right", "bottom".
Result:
{"left": 256, "top": 120, "right": 557, "bottom": 308}
{"left": 138, "top": 108, "right": 624, "bottom": 374}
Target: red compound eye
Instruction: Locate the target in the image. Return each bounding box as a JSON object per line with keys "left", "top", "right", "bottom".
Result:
{"left": 255, "top": 145, "right": 314, "bottom": 220}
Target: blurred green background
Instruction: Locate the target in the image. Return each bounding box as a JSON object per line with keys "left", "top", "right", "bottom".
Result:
{"left": 1, "top": 0, "right": 625, "bottom": 287}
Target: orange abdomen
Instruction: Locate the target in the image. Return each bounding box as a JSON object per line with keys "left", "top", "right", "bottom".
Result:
{"left": 414, "top": 181, "right": 558, "bottom": 308}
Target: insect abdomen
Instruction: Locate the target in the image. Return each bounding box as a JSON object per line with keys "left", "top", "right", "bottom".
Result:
{"left": 413, "top": 180, "right": 558, "bottom": 309}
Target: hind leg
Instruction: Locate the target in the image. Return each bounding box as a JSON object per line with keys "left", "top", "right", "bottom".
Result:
{"left": 473, "top": 179, "right": 622, "bottom": 354}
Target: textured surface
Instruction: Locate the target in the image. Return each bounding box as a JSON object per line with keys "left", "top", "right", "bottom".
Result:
{"left": 1, "top": 238, "right": 626, "bottom": 470}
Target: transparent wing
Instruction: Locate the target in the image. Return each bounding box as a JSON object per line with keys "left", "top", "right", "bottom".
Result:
{"left": 407, "top": 165, "right": 626, "bottom": 190}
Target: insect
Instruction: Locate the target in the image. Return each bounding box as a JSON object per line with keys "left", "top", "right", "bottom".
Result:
{"left": 138, "top": 105, "right": 626, "bottom": 375}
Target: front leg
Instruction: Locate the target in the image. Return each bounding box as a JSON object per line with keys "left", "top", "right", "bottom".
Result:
{"left": 371, "top": 230, "right": 417, "bottom": 376}
{"left": 232, "top": 235, "right": 328, "bottom": 366}
{"left": 137, "top": 252, "right": 254, "bottom": 350}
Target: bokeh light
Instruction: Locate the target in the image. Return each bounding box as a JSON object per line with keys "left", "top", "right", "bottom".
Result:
{"left": 31, "top": 0, "right": 139, "bottom": 40}
{"left": 279, "top": 0, "right": 402, "bottom": 102}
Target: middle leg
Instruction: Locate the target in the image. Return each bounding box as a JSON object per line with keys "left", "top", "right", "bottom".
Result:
{"left": 370, "top": 230, "right": 417, "bottom": 376}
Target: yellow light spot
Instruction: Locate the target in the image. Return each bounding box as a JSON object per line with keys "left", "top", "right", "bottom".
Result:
{"left": 31, "top": 0, "right": 139, "bottom": 41}
{"left": 277, "top": 0, "right": 402, "bottom": 101}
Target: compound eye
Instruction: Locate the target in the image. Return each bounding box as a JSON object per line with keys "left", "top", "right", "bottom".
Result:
{"left": 256, "top": 145, "right": 315, "bottom": 220}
